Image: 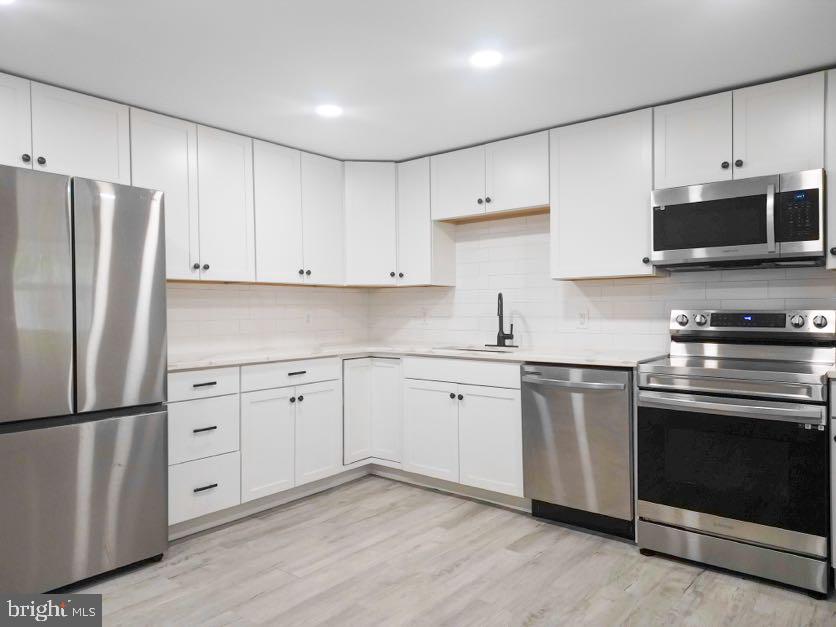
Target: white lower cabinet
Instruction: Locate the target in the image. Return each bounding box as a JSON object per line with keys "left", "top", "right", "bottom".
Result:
{"left": 457, "top": 384, "right": 523, "bottom": 497}
{"left": 343, "top": 358, "right": 402, "bottom": 464}
{"left": 240, "top": 387, "right": 295, "bottom": 502}
{"left": 169, "top": 451, "right": 241, "bottom": 525}
{"left": 403, "top": 379, "right": 460, "bottom": 482}
{"left": 295, "top": 380, "right": 343, "bottom": 485}
{"left": 168, "top": 395, "right": 240, "bottom": 465}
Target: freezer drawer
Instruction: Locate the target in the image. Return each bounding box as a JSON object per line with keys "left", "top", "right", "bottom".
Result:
{"left": 521, "top": 364, "right": 632, "bottom": 521}
{"left": 0, "top": 408, "right": 168, "bottom": 593}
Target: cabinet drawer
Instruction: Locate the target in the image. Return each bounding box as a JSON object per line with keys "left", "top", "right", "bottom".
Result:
{"left": 168, "top": 395, "right": 240, "bottom": 464}
{"left": 168, "top": 367, "right": 239, "bottom": 402}
{"left": 402, "top": 357, "right": 520, "bottom": 389}
{"left": 168, "top": 451, "right": 241, "bottom": 525}
{"left": 241, "top": 357, "right": 340, "bottom": 392}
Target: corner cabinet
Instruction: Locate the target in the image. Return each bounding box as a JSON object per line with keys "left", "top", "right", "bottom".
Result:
{"left": 196, "top": 126, "right": 256, "bottom": 282}
{"left": 431, "top": 132, "right": 549, "bottom": 221}
{"left": 654, "top": 72, "right": 824, "bottom": 188}
{"left": 130, "top": 109, "right": 200, "bottom": 280}
{"left": 826, "top": 70, "right": 836, "bottom": 270}
{"left": 343, "top": 358, "right": 403, "bottom": 464}
{"left": 550, "top": 108, "right": 654, "bottom": 279}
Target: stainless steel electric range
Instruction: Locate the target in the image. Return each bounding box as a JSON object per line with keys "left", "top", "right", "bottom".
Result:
{"left": 636, "top": 309, "right": 835, "bottom": 596}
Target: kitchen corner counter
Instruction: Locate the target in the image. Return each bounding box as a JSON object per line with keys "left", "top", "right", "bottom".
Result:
{"left": 167, "top": 344, "right": 666, "bottom": 372}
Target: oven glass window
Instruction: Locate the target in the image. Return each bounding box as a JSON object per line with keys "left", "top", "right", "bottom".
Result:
{"left": 653, "top": 194, "right": 767, "bottom": 251}
{"left": 638, "top": 405, "right": 827, "bottom": 537}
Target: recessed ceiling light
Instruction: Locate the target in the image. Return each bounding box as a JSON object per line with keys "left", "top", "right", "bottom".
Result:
{"left": 315, "top": 104, "right": 343, "bottom": 118}
{"left": 469, "top": 49, "right": 503, "bottom": 69}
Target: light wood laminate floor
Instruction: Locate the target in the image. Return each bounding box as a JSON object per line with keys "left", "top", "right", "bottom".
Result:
{"left": 78, "top": 476, "right": 836, "bottom": 626}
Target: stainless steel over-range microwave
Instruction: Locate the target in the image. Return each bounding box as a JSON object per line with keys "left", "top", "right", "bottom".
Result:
{"left": 650, "top": 169, "right": 825, "bottom": 270}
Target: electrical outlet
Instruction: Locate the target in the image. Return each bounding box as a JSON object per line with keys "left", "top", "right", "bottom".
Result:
{"left": 576, "top": 309, "right": 589, "bottom": 329}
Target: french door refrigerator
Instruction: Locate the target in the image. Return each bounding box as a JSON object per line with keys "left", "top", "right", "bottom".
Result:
{"left": 0, "top": 164, "right": 168, "bottom": 593}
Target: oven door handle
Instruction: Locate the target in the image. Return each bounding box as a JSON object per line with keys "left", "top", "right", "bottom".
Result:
{"left": 765, "top": 183, "right": 776, "bottom": 253}
{"left": 638, "top": 390, "right": 825, "bottom": 425}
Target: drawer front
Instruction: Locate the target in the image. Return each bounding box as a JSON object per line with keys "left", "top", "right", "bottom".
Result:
{"left": 241, "top": 357, "right": 341, "bottom": 392}
{"left": 168, "top": 395, "right": 240, "bottom": 464}
{"left": 168, "top": 451, "right": 241, "bottom": 525}
{"left": 168, "top": 367, "right": 240, "bottom": 402}
{"left": 402, "top": 357, "right": 520, "bottom": 389}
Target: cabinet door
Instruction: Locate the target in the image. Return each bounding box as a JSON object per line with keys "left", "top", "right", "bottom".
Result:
{"left": 301, "top": 153, "right": 344, "bottom": 285}
{"left": 551, "top": 109, "right": 654, "bottom": 279}
{"left": 654, "top": 92, "right": 732, "bottom": 189}
{"left": 0, "top": 72, "right": 32, "bottom": 169}
{"left": 732, "top": 72, "right": 824, "bottom": 179}
{"left": 370, "top": 358, "right": 402, "bottom": 462}
{"left": 827, "top": 70, "right": 836, "bottom": 271}
{"left": 30, "top": 82, "right": 130, "bottom": 184}
{"left": 485, "top": 131, "right": 549, "bottom": 213}
{"left": 344, "top": 161, "right": 397, "bottom": 285}
{"left": 241, "top": 388, "right": 295, "bottom": 502}
{"left": 253, "top": 140, "right": 304, "bottom": 283}
{"left": 430, "top": 145, "right": 485, "bottom": 220}
{"left": 295, "top": 380, "right": 342, "bottom": 485}
{"left": 343, "top": 358, "right": 372, "bottom": 464}
{"left": 402, "top": 379, "right": 459, "bottom": 482}
{"left": 458, "top": 384, "right": 523, "bottom": 497}
{"left": 196, "top": 126, "right": 255, "bottom": 282}
{"left": 130, "top": 109, "right": 199, "bottom": 280}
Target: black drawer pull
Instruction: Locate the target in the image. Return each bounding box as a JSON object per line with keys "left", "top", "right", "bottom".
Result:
{"left": 193, "top": 483, "right": 218, "bottom": 493}
{"left": 288, "top": 370, "right": 307, "bottom": 376}
{"left": 192, "top": 381, "right": 217, "bottom": 388}
{"left": 193, "top": 426, "right": 218, "bottom": 434}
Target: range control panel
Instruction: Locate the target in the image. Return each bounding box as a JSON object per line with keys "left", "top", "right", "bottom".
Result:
{"left": 669, "top": 309, "right": 836, "bottom": 336}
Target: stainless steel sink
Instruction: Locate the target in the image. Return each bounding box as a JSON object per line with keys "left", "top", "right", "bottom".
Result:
{"left": 434, "top": 346, "right": 518, "bottom": 354}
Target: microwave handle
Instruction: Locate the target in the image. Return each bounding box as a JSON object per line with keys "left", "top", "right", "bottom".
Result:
{"left": 766, "top": 183, "right": 776, "bottom": 253}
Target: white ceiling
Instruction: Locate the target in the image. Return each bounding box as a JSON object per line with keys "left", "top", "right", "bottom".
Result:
{"left": 1, "top": 0, "right": 835, "bottom": 160}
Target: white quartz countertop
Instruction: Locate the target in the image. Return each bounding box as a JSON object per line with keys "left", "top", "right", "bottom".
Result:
{"left": 168, "top": 344, "right": 666, "bottom": 372}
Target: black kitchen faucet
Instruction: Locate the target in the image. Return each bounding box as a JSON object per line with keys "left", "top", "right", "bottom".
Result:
{"left": 487, "top": 292, "right": 516, "bottom": 348}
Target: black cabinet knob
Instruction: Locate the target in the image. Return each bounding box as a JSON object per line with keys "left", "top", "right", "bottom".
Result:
{"left": 202, "top": 264, "right": 209, "bottom": 271}
{"left": 457, "top": 394, "right": 463, "bottom": 401}
{"left": 830, "top": 247, "right": 836, "bottom": 255}
{"left": 721, "top": 161, "right": 729, "bottom": 169}
{"left": 21, "top": 153, "right": 31, "bottom": 163}
{"left": 297, "top": 395, "right": 304, "bottom": 402}
{"left": 398, "top": 272, "right": 404, "bottom": 278}
{"left": 485, "top": 197, "right": 492, "bottom": 203}
{"left": 305, "top": 269, "right": 311, "bottom": 276}
{"left": 449, "top": 392, "right": 455, "bottom": 399}
{"left": 290, "top": 396, "right": 296, "bottom": 403}
{"left": 477, "top": 198, "right": 484, "bottom": 204}
{"left": 390, "top": 271, "right": 396, "bottom": 277}
{"left": 192, "top": 262, "right": 200, "bottom": 270}
{"left": 642, "top": 257, "right": 650, "bottom": 264}
{"left": 298, "top": 269, "right": 304, "bottom": 275}
{"left": 734, "top": 159, "right": 743, "bottom": 167}
{"left": 36, "top": 156, "right": 46, "bottom": 165}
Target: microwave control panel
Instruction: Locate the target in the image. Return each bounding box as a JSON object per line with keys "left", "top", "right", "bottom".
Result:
{"left": 775, "top": 189, "right": 819, "bottom": 242}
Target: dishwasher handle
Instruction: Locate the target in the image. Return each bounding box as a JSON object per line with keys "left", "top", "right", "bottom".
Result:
{"left": 522, "top": 375, "right": 627, "bottom": 391}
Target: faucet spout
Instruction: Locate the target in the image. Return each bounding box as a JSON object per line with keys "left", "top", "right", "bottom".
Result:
{"left": 490, "top": 292, "right": 515, "bottom": 348}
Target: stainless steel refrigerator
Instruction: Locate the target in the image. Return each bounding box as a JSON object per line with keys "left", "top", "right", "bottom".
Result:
{"left": 0, "top": 164, "right": 168, "bottom": 593}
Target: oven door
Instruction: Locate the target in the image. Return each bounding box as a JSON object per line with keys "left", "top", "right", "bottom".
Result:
{"left": 651, "top": 175, "right": 779, "bottom": 266}
{"left": 637, "top": 390, "right": 828, "bottom": 557}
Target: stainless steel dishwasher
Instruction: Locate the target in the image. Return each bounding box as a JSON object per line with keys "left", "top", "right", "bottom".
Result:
{"left": 521, "top": 364, "right": 633, "bottom": 538}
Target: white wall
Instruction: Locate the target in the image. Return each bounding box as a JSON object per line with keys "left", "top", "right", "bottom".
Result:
{"left": 167, "top": 283, "right": 369, "bottom": 356}
{"left": 367, "top": 214, "right": 836, "bottom": 352}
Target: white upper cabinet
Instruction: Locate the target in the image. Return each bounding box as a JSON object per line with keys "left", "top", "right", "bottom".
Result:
{"left": 485, "top": 131, "right": 549, "bottom": 213}
{"left": 130, "top": 109, "right": 199, "bottom": 281}
{"left": 654, "top": 72, "right": 825, "bottom": 189}
{"left": 826, "top": 70, "right": 836, "bottom": 270}
{"left": 196, "top": 125, "right": 255, "bottom": 282}
{"left": 654, "top": 92, "right": 733, "bottom": 189}
{"left": 0, "top": 72, "right": 32, "bottom": 169}
{"left": 301, "top": 153, "right": 344, "bottom": 285}
{"left": 431, "top": 145, "right": 486, "bottom": 220}
{"left": 551, "top": 109, "right": 654, "bottom": 279}
{"left": 294, "top": 379, "right": 342, "bottom": 485}
{"left": 240, "top": 387, "right": 296, "bottom": 502}
{"left": 732, "top": 72, "right": 824, "bottom": 179}
{"left": 344, "top": 161, "right": 398, "bottom": 285}
{"left": 253, "top": 141, "right": 304, "bottom": 284}
{"left": 397, "top": 157, "right": 455, "bottom": 286}
{"left": 30, "top": 82, "right": 131, "bottom": 184}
